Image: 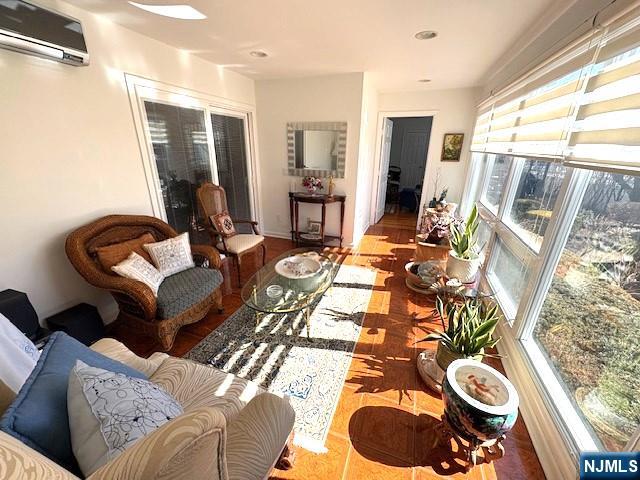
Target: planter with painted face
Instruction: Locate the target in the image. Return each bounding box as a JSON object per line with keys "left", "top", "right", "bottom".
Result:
{"left": 442, "top": 359, "right": 519, "bottom": 441}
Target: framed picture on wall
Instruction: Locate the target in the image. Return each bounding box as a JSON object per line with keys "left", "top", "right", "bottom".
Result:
{"left": 441, "top": 133, "right": 464, "bottom": 162}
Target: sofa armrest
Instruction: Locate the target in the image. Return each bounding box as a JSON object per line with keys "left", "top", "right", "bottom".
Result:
{"left": 90, "top": 338, "right": 169, "bottom": 377}
{"left": 226, "top": 393, "right": 295, "bottom": 480}
{"left": 191, "top": 244, "right": 222, "bottom": 270}
{"left": 88, "top": 407, "right": 228, "bottom": 480}
{"left": 0, "top": 431, "right": 81, "bottom": 479}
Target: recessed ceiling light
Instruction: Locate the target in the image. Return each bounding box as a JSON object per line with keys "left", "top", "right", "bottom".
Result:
{"left": 128, "top": 2, "right": 206, "bottom": 20}
{"left": 414, "top": 30, "right": 437, "bottom": 40}
{"left": 418, "top": 79, "right": 431, "bottom": 83}
{"left": 249, "top": 51, "right": 268, "bottom": 58}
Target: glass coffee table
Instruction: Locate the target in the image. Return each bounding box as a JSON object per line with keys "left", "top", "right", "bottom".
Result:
{"left": 241, "top": 248, "right": 340, "bottom": 339}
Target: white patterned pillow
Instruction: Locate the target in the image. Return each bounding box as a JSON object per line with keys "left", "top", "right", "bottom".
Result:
{"left": 0, "top": 313, "right": 40, "bottom": 393}
{"left": 111, "top": 251, "right": 164, "bottom": 296}
{"left": 143, "top": 232, "right": 195, "bottom": 277}
{"left": 67, "top": 360, "right": 184, "bottom": 477}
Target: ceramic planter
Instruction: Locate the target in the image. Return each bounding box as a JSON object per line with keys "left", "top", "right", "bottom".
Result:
{"left": 442, "top": 359, "right": 519, "bottom": 441}
{"left": 435, "top": 342, "right": 483, "bottom": 371}
{"left": 446, "top": 251, "right": 481, "bottom": 283}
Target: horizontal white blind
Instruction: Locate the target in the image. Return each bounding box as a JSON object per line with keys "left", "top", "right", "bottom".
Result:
{"left": 478, "top": 36, "right": 600, "bottom": 157}
{"left": 470, "top": 107, "right": 492, "bottom": 152}
{"left": 566, "top": 13, "right": 640, "bottom": 171}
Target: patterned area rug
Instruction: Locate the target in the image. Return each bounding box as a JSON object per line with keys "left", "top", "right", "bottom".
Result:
{"left": 185, "top": 264, "right": 375, "bottom": 452}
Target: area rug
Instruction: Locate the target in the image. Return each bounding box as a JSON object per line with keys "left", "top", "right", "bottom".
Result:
{"left": 185, "top": 264, "right": 375, "bottom": 453}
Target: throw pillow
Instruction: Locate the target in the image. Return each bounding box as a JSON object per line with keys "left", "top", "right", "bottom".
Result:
{"left": 95, "top": 232, "right": 155, "bottom": 272}
{"left": 68, "top": 360, "right": 183, "bottom": 477}
{"left": 211, "top": 212, "right": 237, "bottom": 238}
{"left": 144, "top": 232, "right": 195, "bottom": 277}
{"left": 0, "top": 332, "right": 146, "bottom": 475}
{"left": 111, "top": 251, "right": 164, "bottom": 296}
{"left": 0, "top": 313, "right": 39, "bottom": 393}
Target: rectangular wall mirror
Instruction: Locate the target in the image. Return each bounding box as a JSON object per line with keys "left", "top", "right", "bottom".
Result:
{"left": 287, "top": 121, "right": 347, "bottom": 178}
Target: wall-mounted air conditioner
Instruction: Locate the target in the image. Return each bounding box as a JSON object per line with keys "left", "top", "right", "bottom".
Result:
{"left": 0, "top": 0, "right": 89, "bottom": 66}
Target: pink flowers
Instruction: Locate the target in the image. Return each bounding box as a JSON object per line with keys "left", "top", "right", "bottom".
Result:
{"left": 302, "top": 176, "right": 323, "bottom": 193}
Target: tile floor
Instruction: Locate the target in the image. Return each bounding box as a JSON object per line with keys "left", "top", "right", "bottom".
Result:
{"left": 112, "top": 211, "right": 546, "bottom": 479}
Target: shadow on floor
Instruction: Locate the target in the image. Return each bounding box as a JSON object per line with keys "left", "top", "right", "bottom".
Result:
{"left": 349, "top": 405, "right": 473, "bottom": 476}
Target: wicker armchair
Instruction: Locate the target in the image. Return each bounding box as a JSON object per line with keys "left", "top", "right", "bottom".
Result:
{"left": 65, "top": 215, "right": 224, "bottom": 351}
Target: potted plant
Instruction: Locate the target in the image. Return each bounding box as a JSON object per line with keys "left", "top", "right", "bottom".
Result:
{"left": 419, "top": 296, "right": 502, "bottom": 371}
{"left": 436, "top": 188, "right": 448, "bottom": 211}
{"left": 446, "top": 204, "right": 481, "bottom": 283}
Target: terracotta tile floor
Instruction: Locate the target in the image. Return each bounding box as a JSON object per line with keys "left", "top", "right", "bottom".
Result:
{"left": 112, "top": 211, "right": 546, "bottom": 479}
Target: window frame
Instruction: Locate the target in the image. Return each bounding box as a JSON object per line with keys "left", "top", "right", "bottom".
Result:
{"left": 462, "top": 152, "right": 640, "bottom": 474}
{"left": 125, "top": 74, "right": 262, "bottom": 231}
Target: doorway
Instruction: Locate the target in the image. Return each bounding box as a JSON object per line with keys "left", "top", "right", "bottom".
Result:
{"left": 374, "top": 116, "right": 433, "bottom": 225}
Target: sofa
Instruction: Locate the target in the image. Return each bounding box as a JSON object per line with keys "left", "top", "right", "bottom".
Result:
{"left": 0, "top": 338, "right": 295, "bottom": 479}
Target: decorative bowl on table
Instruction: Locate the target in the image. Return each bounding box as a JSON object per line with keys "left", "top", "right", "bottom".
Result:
{"left": 275, "top": 254, "right": 323, "bottom": 291}
{"left": 442, "top": 359, "right": 519, "bottom": 441}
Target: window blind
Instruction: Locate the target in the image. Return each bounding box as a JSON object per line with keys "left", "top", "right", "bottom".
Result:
{"left": 566, "top": 12, "right": 640, "bottom": 171}
{"left": 470, "top": 107, "right": 492, "bottom": 152}
{"left": 471, "top": 4, "right": 640, "bottom": 174}
{"left": 475, "top": 35, "right": 600, "bottom": 157}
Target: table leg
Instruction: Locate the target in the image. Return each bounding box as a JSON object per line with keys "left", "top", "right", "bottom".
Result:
{"left": 305, "top": 307, "right": 311, "bottom": 339}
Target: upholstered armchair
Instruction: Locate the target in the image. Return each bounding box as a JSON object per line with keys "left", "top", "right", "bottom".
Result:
{"left": 196, "top": 182, "right": 266, "bottom": 285}
{"left": 0, "top": 338, "right": 296, "bottom": 480}
{"left": 65, "top": 215, "right": 224, "bottom": 351}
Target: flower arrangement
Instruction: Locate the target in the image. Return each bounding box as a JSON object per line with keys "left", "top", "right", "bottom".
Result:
{"left": 420, "top": 213, "right": 460, "bottom": 245}
{"left": 302, "top": 176, "right": 323, "bottom": 194}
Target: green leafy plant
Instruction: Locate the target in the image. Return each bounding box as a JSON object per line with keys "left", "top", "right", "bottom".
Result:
{"left": 417, "top": 296, "right": 502, "bottom": 357}
{"left": 450, "top": 204, "right": 480, "bottom": 259}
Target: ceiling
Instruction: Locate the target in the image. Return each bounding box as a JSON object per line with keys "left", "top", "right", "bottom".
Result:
{"left": 65, "top": 0, "right": 561, "bottom": 92}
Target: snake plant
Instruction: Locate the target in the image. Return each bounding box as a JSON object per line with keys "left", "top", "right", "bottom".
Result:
{"left": 418, "top": 296, "right": 502, "bottom": 357}
{"left": 450, "top": 204, "right": 479, "bottom": 259}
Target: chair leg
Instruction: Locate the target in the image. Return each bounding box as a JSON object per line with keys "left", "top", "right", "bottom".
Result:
{"left": 236, "top": 255, "right": 242, "bottom": 287}
{"left": 261, "top": 243, "right": 267, "bottom": 266}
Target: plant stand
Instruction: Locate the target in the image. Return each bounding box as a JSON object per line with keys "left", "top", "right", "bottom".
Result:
{"left": 436, "top": 413, "right": 506, "bottom": 472}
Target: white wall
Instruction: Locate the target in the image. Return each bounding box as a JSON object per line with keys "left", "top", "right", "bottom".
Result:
{"left": 353, "top": 73, "right": 379, "bottom": 245}
{"left": 255, "top": 73, "right": 365, "bottom": 245}
{"left": 0, "top": 0, "right": 255, "bottom": 322}
{"left": 377, "top": 87, "right": 481, "bottom": 213}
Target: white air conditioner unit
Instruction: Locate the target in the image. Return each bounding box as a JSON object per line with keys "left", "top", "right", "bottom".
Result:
{"left": 0, "top": 0, "right": 89, "bottom": 66}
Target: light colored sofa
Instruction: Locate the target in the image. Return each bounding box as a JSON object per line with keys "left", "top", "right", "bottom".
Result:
{"left": 0, "top": 338, "right": 295, "bottom": 480}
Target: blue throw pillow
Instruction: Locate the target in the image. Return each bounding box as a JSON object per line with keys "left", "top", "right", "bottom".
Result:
{"left": 0, "top": 332, "right": 146, "bottom": 475}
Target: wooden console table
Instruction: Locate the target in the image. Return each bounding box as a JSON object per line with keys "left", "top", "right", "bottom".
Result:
{"left": 289, "top": 192, "right": 346, "bottom": 247}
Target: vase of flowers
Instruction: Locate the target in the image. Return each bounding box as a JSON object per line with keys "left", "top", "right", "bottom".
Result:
{"left": 302, "top": 176, "right": 323, "bottom": 194}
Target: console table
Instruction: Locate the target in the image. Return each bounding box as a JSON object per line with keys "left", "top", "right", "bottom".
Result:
{"left": 289, "top": 192, "right": 346, "bottom": 247}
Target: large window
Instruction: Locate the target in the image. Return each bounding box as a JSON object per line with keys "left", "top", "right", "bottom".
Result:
{"left": 533, "top": 171, "right": 640, "bottom": 451}
{"left": 462, "top": 9, "right": 640, "bottom": 467}
{"left": 487, "top": 238, "right": 531, "bottom": 317}
{"left": 481, "top": 154, "right": 511, "bottom": 212}
{"left": 505, "top": 160, "right": 566, "bottom": 250}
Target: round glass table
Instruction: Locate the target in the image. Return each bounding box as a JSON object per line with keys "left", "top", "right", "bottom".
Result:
{"left": 240, "top": 248, "right": 340, "bottom": 338}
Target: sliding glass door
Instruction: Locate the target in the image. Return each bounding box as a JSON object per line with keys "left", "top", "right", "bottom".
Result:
{"left": 140, "top": 99, "right": 255, "bottom": 239}
{"left": 210, "top": 113, "right": 253, "bottom": 233}
{"left": 144, "top": 101, "right": 212, "bottom": 236}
